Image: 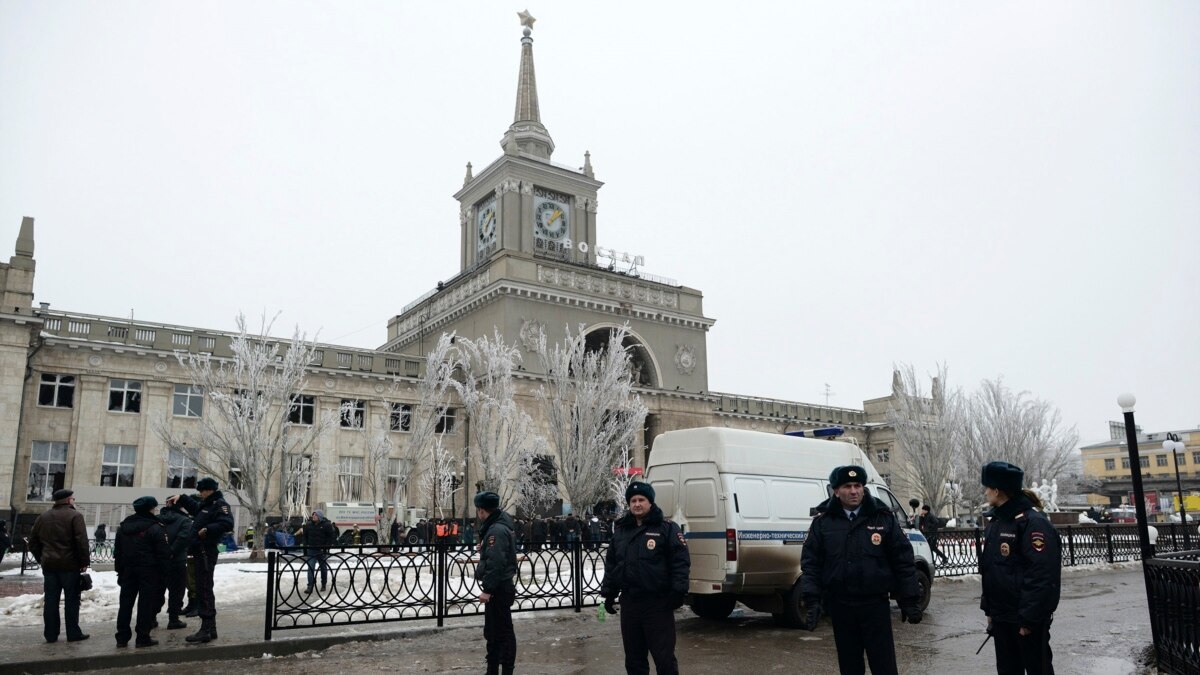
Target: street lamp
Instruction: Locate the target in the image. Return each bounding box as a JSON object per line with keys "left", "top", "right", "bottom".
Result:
{"left": 449, "top": 470, "right": 464, "bottom": 531}
{"left": 1164, "top": 433, "right": 1190, "bottom": 547}
{"left": 1118, "top": 393, "right": 1160, "bottom": 648}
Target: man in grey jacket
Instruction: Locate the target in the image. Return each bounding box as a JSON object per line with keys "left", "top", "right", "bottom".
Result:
{"left": 474, "top": 491, "right": 517, "bottom": 675}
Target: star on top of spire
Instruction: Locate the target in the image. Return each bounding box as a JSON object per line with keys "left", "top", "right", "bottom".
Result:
{"left": 517, "top": 9, "right": 536, "bottom": 30}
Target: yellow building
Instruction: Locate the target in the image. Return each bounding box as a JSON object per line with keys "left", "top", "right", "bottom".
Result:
{"left": 1080, "top": 426, "right": 1199, "bottom": 511}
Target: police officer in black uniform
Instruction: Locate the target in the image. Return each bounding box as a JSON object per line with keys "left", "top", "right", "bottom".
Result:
{"left": 113, "top": 496, "right": 171, "bottom": 648}
{"left": 602, "top": 481, "right": 691, "bottom": 675}
{"left": 156, "top": 499, "right": 194, "bottom": 630}
{"left": 800, "top": 465, "right": 921, "bottom": 675}
{"left": 474, "top": 491, "right": 518, "bottom": 675}
{"left": 168, "top": 476, "right": 233, "bottom": 644}
{"left": 979, "top": 461, "right": 1061, "bottom": 675}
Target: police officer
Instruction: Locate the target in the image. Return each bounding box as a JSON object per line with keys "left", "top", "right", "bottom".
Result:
{"left": 156, "top": 498, "right": 194, "bottom": 629}
{"left": 167, "top": 476, "right": 233, "bottom": 644}
{"left": 474, "top": 491, "right": 517, "bottom": 675}
{"left": 601, "top": 481, "right": 691, "bottom": 675}
{"left": 800, "top": 465, "right": 921, "bottom": 675}
{"left": 979, "top": 461, "right": 1061, "bottom": 675}
{"left": 113, "top": 496, "right": 171, "bottom": 648}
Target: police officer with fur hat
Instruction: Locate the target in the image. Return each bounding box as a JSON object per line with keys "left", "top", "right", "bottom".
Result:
{"left": 113, "top": 496, "right": 171, "bottom": 647}
{"left": 474, "top": 491, "right": 518, "bottom": 675}
{"left": 979, "top": 461, "right": 1061, "bottom": 675}
{"left": 167, "top": 476, "right": 233, "bottom": 644}
{"left": 800, "top": 466, "right": 920, "bottom": 675}
{"left": 602, "top": 481, "right": 691, "bottom": 675}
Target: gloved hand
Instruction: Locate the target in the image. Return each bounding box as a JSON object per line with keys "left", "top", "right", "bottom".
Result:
{"left": 668, "top": 591, "right": 686, "bottom": 610}
{"left": 604, "top": 596, "right": 619, "bottom": 616}
{"left": 900, "top": 602, "right": 923, "bottom": 624}
{"left": 803, "top": 597, "right": 821, "bottom": 631}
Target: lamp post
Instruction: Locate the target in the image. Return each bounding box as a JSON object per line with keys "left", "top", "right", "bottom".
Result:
{"left": 1118, "top": 393, "right": 1160, "bottom": 648}
{"left": 449, "top": 470, "right": 464, "bottom": 525}
{"left": 1164, "top": 433, "right": 1190, "bottom": 548}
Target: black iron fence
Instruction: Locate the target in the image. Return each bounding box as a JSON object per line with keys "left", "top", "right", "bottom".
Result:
{"left": 264, "top": 540, "right": 607, "bottom": 640}
{"left": 19, "top": 538, "right": 115, "bottom": 574}
{"left": 1146, "top": 550, "right": 1200, "bottom": 675}
{"left": 932, "top": 523, "right": 1194, "bottom": 578}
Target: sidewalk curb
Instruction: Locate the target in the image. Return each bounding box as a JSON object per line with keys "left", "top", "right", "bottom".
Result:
{"left": 5, "top": 623, "right": 475, "bottom": 675}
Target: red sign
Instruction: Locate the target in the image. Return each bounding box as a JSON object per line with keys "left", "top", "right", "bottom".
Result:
{"left": 1127, "top": 491, "right": 1159, "bottom": 513}
{"left": 613, "top": 466, "right": 644, "bottom": 476}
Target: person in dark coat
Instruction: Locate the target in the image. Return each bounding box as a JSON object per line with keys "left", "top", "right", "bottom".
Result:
{"left": 916, "top": 505, "right": 948, "bottom": 566}
{"left": 800, "top": 466, "right": 921, "bottom": 675}
{"left": 93, "top": 523, "right": 108, "bottom": 555}
{"left": 295, "top": 510, "right": 337, "bottom": 592}
{"left": 601, "top": 482, "right": 691, "bottom": 675}
{"left": 0, "top": 520, "right": 11, "bottom": 563}
{"left": 390, "top": 517, "right": 402, "bottom": 552}
{"left": 549, "top": 517, "right": 562, "bottom": 550}
{"left": 28, "top": 488, "right": 91, "bottom": 643}
{"left": 168, "top": 477, "right": 234, "bottom": 644}
{"left": 156, "top": 500, "right": 194, "bottom": 629}
{"left": 588, "top": 516, "right": 603, "bottom": 550}
{"left": 114, "top": 496, "right": 171, "bottom": 647}
{"left": 474, "top": 491, "right": 518, "bottom": 675}
{"left": 979, "top": 461, "right": 1061, "bottom": 675}
{"left": 530, "top": 517, "right": 547, "bottom": 552}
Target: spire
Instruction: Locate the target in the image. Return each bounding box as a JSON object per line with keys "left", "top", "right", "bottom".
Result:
{"left": 15, "top": 216, "right": 34, "bottom": 258}
{"left": 500, "top": 10, "right": 555, "bottom": 160}
{"left": 463, "top": 162, "right": 474, "bottom": 186}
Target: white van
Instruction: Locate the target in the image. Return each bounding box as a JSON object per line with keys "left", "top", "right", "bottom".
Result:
{"left": 645, "top": 427, "right": 934, "bottom": 627}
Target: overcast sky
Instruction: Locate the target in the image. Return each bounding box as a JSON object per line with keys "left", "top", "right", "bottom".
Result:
{"left": 2, "top": 2, "right": 1197, "bottom": 445}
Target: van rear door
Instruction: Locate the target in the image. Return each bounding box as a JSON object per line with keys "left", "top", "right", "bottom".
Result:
{"left": 679, "top": 462, "right": 725, "bottom": 587}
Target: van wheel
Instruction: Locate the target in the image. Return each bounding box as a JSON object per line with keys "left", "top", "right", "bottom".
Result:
{"left": 915, "top": 568, "right": 931, "bottom": 612}
{"left": 773, "top": 581, "right": 808, "bottom": 629}
{"left": 361, "top": 531, "right": 378, "bottom": 545}
{"left": 405, "top": 533, "right": 420, "bottom": 545}
{"left": 690, "top": 594, "right": 736, "bottom": 620}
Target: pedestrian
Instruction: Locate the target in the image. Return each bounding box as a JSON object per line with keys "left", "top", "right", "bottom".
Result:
{"left": 168, "top": 476, "right": 233, "bottom": 644}
{"left": 564, "top": 513, "right": 580, "bottom": 548}
{"left": 800, "top": 465, "right": 922, "bottom": 675}
{"left": 114, "top": 496, "right": 170, "bottom": 648}
{"left": 979, "top": 461, "right": 1061, "bottom": 675}
{"left": 0, "top": 519, "right": 11, "bottom": 563}
{"left": 156, "top": 498, "right": 195, "bottom": 629}
{"left": 295, "top": 510, "right": 337, "bottom": 593}
{"left": 28, "top": 488, "right": 91, "bottom": 643}
{"left": 601, "top": 481, "right": 691, "bottom": 675}
{"left": 474, "top": 491, "right": 518, "bottom": 675}
{"left": 917, "top": 505, "right": 949, "bottom": 566}
{"left": 530, "top": 516, "right": 547, "bottom": 552}
{"left": 93, "top": 523, "right": 107, "bottom": 555}
{"left": 390, "top": 517, "right": 401, "bottom": 552}
{"left": 588, "top": 516, "right": 603, "bottom": 550}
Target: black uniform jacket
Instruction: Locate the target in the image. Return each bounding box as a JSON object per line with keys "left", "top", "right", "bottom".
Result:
{"left": 979, "top": 495, "right": 1061, "bottom": 626}
{"left": 157, "top": 506, "right": 194, "bottom": 564}
{"left": 114, "top": 512, "right": 171, "bottom": 577}
{"left": 299, "top": 516, "right": 338, "bottom": 554}
{"left": 475, "top": 510, "right": 518, "bottom": 593}
{"left": 601, "top": 505, "right": 690, "bottom": 599}
{"left": 176, "top": 490, "right": 235, "bottom": 552}
{"left": 800, "top": 491, "right": 920, "bottom": 603}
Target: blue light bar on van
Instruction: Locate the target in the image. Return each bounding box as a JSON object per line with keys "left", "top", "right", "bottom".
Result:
{"left": 785, "top": 427, "right": 845, "bottom": 438}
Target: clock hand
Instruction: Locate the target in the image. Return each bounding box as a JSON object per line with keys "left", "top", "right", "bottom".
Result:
{"left": 549, "top": 210, "right": 563, "bottom": 225}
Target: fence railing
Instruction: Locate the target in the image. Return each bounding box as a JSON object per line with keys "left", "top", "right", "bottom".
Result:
{"left": 931, "top": 523, "right": 1194, "bottom": 578}
{"left": 19, "top": 538, "right": 115, "bottom": 574}
{"left": 264, "top": 539, "right": 607, "bottom": 640}
{"left": 1146, "top": 550, "right": 1200, "bottom": 675}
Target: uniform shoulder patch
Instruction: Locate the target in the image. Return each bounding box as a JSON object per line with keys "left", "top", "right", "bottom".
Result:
{"left": 676, "top": 531, "right": 687, "bottom": 547}
{"left": 1030, "top": 530, "right": 1046, "bottom": 552}
{"left": 488, "top": 535, "right": 495, "bottom": 547}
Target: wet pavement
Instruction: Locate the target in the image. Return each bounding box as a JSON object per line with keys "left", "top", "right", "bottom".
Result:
{"left": 6, "top": 564, "right": 1155, "bottom": 674}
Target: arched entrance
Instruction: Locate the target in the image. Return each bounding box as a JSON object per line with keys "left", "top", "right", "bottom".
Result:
{"left": 582, "top": 325, "right": 660, "bottom": 389}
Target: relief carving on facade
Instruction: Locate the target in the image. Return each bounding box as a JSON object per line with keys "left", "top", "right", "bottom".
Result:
{"left": 535, "top": 265, "right": 679, "bottom": 309}
{"left": 519, "top": 181, "right": 534, "bottom": 195}
{"left": 395, "top": 270, "right": 492, "bottom": 336}
{"left": 518, "top": 318, "right": 545, "bottom": 352}
{"left": 674, "top": 344, "right": 697, "bottom": 376}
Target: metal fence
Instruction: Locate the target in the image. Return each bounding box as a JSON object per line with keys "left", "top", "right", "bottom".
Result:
{"left": 19, "top": 538, "right": 115, "bottom": 574}
{"left": 1146, "top": 550, "right": 1200, "bottom": 675}
{"left": 264, "top": 540, "right": 607, "bottom": 640}
{"left": 931, "top": 524, "right": 1193, "bottom": 578}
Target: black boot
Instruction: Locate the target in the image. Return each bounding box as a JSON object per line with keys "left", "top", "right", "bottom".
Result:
{"left": 486, "top": 664, "right": 499, "bottom": 675}
{"left": 167, "top": 616, "right": 187, "bottom": 630}
{"left": 501, "top": 665, "right": 514, "bottom": 675}
{"left": 184, "top": 621, "right": 212, "bottom": 644}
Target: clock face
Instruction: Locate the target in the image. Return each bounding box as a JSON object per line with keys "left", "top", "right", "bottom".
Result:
{"left": 477, "top": 200, "right": 497, "bottom": 244}
{"left": 533, "top": 197, "right": 569, "bottom": 240}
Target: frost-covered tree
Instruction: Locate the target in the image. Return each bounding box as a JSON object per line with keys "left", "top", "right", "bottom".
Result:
{"left": 955, "top": 377, "right": 1080, "bottom": 509}
{"left": 885, "top": 364, "right": 965, "bottom": 515}
{"left": 535, "top": 324, "right": 648, "bottom": 515}
{"left": 155, "top": 313, "right": 341, "bottom": 555}
{"left": 407, "top": 334, "right": 459, "bottom": 516}
{"left": 451, "top": 330, "right": 549, "bottom": 511}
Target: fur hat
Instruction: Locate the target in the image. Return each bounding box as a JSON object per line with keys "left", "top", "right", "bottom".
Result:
{"left": 829, "top": 465, "right": 867, "bottom": 489}
{"left": 132, "top": 496, "right": 158, "bottom": 513}
{"left": 196, "top": 477, "right": 219, "bottom": 491}
{"left": 625, "top": 481, "right": 655, "bottom": 504}
{"left": 473, "top": 491, "right": 500, "bottom": 510}
{"left": 981, "top": 461, "right": 1024, "bottom": 493}
{"left": 51, "top": 489, "right": 74, "bottom": 503}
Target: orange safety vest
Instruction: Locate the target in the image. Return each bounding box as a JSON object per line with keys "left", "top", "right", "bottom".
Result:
{"left": 450, "top": 521, "right": 460, "bottom": 536}
{"left": 436, "top": 523, "right": 448, "bottom": 538}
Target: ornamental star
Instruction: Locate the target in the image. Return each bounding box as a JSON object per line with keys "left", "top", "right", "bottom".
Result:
{"left": 518, "top": 9, "right": 536, "bottom": 29}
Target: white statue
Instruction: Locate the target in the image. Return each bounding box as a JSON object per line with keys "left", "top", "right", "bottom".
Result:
{"left": 1047, "top": 480, "right": 1059, "bottom": 512}
{"left": 1030, "top": 481, "right": 1041, "bottom": 505}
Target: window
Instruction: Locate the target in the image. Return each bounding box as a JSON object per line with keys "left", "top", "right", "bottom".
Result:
{"left": 233, "top": 389, "right": 260, "bottom": 419}
{"left": 338, "top": 456, "right": 364, "bottom": 500}
{"left": 101, "top": 445, "right": 137, "bottom": 487}
{"left": 880, "top": 473, "right": 891, "bottom": 485}
{"left": 435, "top": 407, "right": 456, "bottom": 434}
{"left": 288, "top": 395, "right": 316, "bottom": 425}
{"left": 285, "top": 454, "right": 313, "bottom": 510}
{"left": 166, "top": 447, "right": 198, "bottom": 489}
{"left": 389, "top": 403, "right": 412, "bottom": 432}
{"left": 1104, "top": 458, "right": 1115, "bottom": 471}
{"left": 1194, "top": 451, "right": 1200, "bottom": 466}
{"left": 1140, "top": 457, "right": 1150, "bottom": 468}
{"left": 173, "top": 384, "right": 204, "bottom": 417}
{"left": 1122, "top": 457, "right": 1130, "bottom": 469}
{"left": 1178, "top": 453, "right": 1187, "bottom": 466}
{"left": 38, "top": 373, "right": 75, "bottom": 408}
{"left": 108, "top": 379, "right": 142, "bottom": 413}
{"left": 228, "top": 464, "right": 243, "bottom": 490}
{"left": 385, "top": 458, "right": 411, "bottom": 501}
{"left": 341, "top": 399, "right": 365, "bottom": 428}
{"left": 875, "top": 447, "right": 890, "bottom": 464}
{"left": 27, "top": 441, "right": 67, "bottom": 501}
{"left": 1157, "top": 455, "right": 1169, "bottom": 467}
